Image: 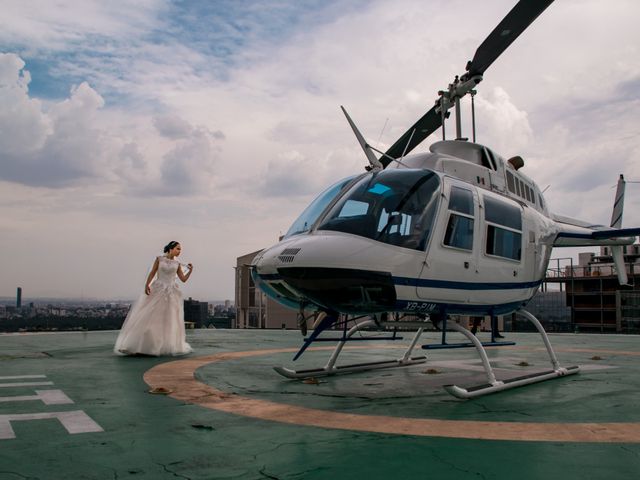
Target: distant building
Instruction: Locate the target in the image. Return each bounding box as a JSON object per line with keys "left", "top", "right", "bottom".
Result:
{"left": 16, "top": 287, "right": 22, "bottom": 309}
{"left": 542, "top": 244, "right": 640, "bottom": 333}
{"left": 184, "top": 297, "right": 208, "bottom": 328}
{"left": 235, "top": 250, "right": 298, "bottom": 329}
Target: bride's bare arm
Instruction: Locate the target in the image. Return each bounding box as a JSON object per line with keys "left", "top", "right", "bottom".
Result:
{"left": 145, "top": 258, "right": 159, "bottom": 295}
{"left": 177, "top": 263, "right": 193, "bottom": 283}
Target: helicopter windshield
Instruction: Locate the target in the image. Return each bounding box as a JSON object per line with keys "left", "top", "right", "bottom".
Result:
{"left": 283, "top": 175, "right": 360, "bottom": 239}
{"left": 317, "top": 169, "right": 440, "bottom": 250}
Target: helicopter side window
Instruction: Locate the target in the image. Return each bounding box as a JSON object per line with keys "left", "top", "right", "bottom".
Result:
{"left": 506, "top": 171, "right": 516, "bottom": 194}
{"left": 483, "top": 196, "right": 522, "bottom": 261}
{"left": 443, "top": 186, "right": 474, "bottom": 251}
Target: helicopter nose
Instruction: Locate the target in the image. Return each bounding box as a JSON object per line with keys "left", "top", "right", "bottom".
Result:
{"left": 277, "top": 266, "right": 396, "bottom": 314}
{"left": 253, "top": 244, "right": 294, "bottom": 275}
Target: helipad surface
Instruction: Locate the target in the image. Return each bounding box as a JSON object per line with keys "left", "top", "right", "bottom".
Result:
{"left": 1, "top": 329, "right": 639, "bottom": 479}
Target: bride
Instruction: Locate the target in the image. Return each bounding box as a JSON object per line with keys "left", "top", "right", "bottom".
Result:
{"left": 114, "top": 241, "right": 194, "bottom": 356}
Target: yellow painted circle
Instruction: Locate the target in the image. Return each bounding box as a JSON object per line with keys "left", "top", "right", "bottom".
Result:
{"left": 144, "top": 347, "right": 640, "bottom": 443}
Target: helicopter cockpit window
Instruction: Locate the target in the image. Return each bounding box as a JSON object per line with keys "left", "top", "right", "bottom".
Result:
{"left": 483, "top": 196, "right": 522, "bottom": 261}
{"left": 444, "top": 186, "right": 474, "bottom": 251}
{"left": 317, "top": 169, "right": 441, "bottom": 251}
{"left": 283, "top": 174, "right": 358, "bottom": 239}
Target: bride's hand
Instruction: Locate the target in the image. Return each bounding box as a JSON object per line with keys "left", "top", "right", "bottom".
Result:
{"left": 187, "top": 263, "right": 193, "bottom": 271}
{"left": 145, "top": 285, "right": 151, "bottom": 295}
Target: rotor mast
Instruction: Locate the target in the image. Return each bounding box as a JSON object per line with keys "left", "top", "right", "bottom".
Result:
{"left": 436, "top": 74, "right": 483, "bottom": 141}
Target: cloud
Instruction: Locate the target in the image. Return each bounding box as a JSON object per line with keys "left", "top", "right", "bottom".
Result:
{"left": 474, "top": 87, "right": 533, "bottom": 156}
{"left": 0, "top": 54, "right": 226, "bottom": 195}
{"left": 156, "top": 126, "right": 222, "bottom": 196}
{"left": 259, "top": 150, "right": 321, "bottom": 197}
{"left": 2, "top": 0, "right": 640, "bottom": 300}
{"left": 0, "top": 53, "right": 51, "bottom": 155}
{"left": 0, "top": 0, "right": 167, "bottom": 52}
{"left": 0, "top": 55, "right": 110, "bottom": 187}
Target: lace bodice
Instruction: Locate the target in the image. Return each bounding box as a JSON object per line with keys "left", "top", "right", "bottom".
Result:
{"left": 155, "top": 256, "right": 179, "bottom": 286}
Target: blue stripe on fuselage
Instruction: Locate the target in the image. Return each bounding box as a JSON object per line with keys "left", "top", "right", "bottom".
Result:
{"left": 258, "top": 273, "right": 541, "bottom": 290}
{"left": 393, "top": 276, "right": 542, "bottom": 290}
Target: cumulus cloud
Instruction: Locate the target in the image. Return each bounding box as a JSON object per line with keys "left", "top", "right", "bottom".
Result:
{"left": 260, "top": 150, "right": 322, "bottom": 197}
{"left": 475, "top": 87, "right": 533, "bottom": 156}
{"left": 0, "top": 55, "right": 110, "bottom": 187}
{"left": 0, "top": 53, "right": 51, "bottom": 155}
{"left": 154, "top": 114, "right": 194, "bottom": 139}
{"left": 0, "top": 54, "right": 225, "bottom": 194}
{"left": 156, "top": 127, "right": 222, "bottom": 196}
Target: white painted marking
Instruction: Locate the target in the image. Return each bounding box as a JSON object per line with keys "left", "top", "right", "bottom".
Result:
{"left": 0, "top": 382, "right": 54, "bottom": 388}
{"left": 0, "top": 375, "right": 47, "bottom": 380}
{"left": 0, "top": 411, "right": 103, "bottom": 440}
{"left": 0, "top": 390, "right": 74, "bottom": 405}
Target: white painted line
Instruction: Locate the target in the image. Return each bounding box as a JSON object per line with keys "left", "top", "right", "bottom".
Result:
{"left": 0, "top": 411, "right": 103, "bottom": 440}
{"left": 0, "top": 375, "right": 47, "bottom": 380}
{"left": 0, "top": 390, "right": 74, "bottom": 405}
{"left": 0, "top": 382, "right": 54, "bottom": 388}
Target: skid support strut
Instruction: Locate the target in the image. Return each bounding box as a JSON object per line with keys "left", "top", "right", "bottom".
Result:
{"left": 274, "top": 320, "right": 427, "bottom": 379}
{"left": 443, "top": 309, "right": 579, "bottom": 399}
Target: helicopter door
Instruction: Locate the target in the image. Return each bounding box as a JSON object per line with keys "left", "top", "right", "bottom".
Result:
{"left": 416, "top": 179, "right": 479, "bottom": 302}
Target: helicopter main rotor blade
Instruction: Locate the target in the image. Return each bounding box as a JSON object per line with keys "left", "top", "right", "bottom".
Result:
{"left": 381, "top": 105, "right": 441, "bottom": 167}
{"left": 383, "top": 0, "right": 554, "bottom": 165}
{"left": 465, "top": 0, "right": 554, "bottom": 78}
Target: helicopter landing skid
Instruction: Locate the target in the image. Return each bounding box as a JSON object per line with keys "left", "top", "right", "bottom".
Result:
{"left": 273, "top": 320, "right": 427, "bottom": 379}
{"left": 443, "top": 309, "right": 580, "bottom": 399}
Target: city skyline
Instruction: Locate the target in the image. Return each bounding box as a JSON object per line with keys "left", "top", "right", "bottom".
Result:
{"left": 1, "top": 0, "right": 640, "bottom": 299}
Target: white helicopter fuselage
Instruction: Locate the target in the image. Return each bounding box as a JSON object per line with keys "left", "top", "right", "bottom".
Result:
{"left": 254, "top": 140, "right": 631, "bottom": 318}
{"left": 259, "top": 0, "right": 638, "bottom": 397}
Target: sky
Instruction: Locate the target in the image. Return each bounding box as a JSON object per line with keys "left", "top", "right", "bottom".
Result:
{"left": 1, "top": 0, "right": 639, "bottom": 301}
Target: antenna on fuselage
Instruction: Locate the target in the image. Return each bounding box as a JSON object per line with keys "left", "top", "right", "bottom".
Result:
{"left": 341, "top": 106, "right": 383, "bottom": 172}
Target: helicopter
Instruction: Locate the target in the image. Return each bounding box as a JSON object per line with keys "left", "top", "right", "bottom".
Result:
{"left": 252, "top": 0, "right": 640, "bottom": 398}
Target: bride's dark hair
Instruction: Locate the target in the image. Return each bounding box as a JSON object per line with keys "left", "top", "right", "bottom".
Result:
{"left": 163, "top": 241, "right": 180, "bottom": 253}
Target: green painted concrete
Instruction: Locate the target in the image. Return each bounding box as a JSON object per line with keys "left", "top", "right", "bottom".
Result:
{"left": 1, "top": 329, "right": 639, "bottom": 480}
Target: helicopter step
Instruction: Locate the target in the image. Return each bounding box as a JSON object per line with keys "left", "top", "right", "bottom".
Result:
{"left": 442, "top": 309, "right": 579, "bottom": 399}
{"left": 273, "top": 320, "right": 427, "bottom": 379}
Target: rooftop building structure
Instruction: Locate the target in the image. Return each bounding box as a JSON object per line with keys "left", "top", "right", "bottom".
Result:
{"left": 542, "top": 244, "right": 640, "bottom": 333}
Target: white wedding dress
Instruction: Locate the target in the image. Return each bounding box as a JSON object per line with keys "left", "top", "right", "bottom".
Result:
{"left": 114, "top": 256, "right": 192, "bottom": 356}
